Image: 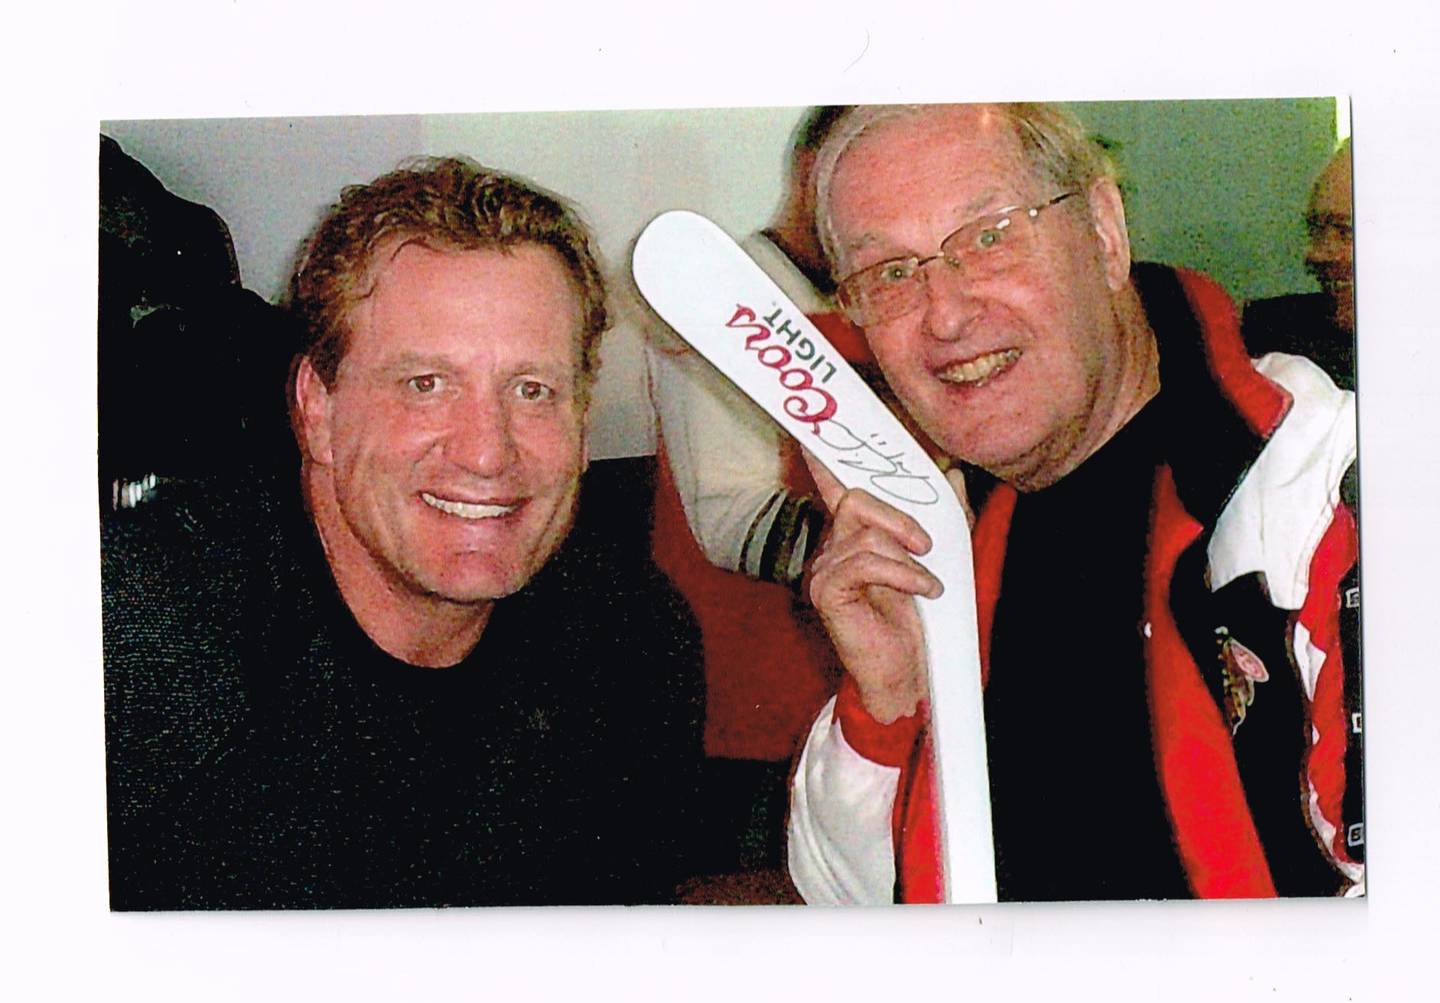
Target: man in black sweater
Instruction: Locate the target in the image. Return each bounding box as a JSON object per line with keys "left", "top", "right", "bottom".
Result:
{"left": 102, "top": 158, "right": 704, "bottom": 910}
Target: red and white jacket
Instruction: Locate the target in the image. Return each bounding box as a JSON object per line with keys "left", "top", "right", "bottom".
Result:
{"left": 788, "top": 265, "right": 1362, "bottom": 903}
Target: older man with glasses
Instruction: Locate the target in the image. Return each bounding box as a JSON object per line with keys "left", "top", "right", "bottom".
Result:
{"left": 786, "top": 103, "right": 1363, "bottom": 904}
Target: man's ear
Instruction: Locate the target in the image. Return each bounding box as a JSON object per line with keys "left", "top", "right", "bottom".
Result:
{"left": 294, "top": 357, "right": 335, "bottom": 466}
{"left": 1087, "top": 177, "right": 1132, "bottom": 292}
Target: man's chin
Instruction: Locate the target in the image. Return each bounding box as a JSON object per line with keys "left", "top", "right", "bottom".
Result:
{"left": 938, "top": 424, "right": 1038, "bottom": 479}
{"left": 402, "top": 507, "right": 574, "bottom": 606}
{"left": 422, "top": 569, "right": 524, "bottom": 605}
{"left": 419, "top": 547, "right": 561, "bottom": 605}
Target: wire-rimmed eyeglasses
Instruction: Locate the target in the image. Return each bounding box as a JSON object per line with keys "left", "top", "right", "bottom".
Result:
{"left": 834, "top": 191, "right": 1081, "bottom": 327}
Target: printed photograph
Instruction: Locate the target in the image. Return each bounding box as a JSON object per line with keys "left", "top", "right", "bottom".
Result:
{"left": 98, "top": 99, "right": 1361, "bottom": 909}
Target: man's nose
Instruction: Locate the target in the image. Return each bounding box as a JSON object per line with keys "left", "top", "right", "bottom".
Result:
{"left": 919, "top": 258, "right": 981, "bottom": 342}
{"left": 444, "top": 391, "right": 518, "bottom": 477}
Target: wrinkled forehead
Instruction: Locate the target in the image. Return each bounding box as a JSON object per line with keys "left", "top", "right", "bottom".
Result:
{"left": 350, "top": 235, "right": 582, "bottom": 327}
{"left": 344, "top": 238, "right": 586, "bottom": 362}
{"left": 821, "top": 105, "right": 1034, "bottom": 253}
{"left": 356, "top": 233, "right": 477, "bottom": 299}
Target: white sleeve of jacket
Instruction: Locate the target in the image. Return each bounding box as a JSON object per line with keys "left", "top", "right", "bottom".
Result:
{"left": 787, "top": 697, "right": 902, "bottom": 905}
{"left": 645, "top": 338, "right": 786, "bottom": 571}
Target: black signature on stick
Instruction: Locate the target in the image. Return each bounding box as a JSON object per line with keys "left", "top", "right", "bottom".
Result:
{"left": 810, "top": 417, "right": 939, "bottom": 505}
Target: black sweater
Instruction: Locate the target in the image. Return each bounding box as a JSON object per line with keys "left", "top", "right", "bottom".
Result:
{"left": 102, "top": 461, "right": 704, "bottom": 910}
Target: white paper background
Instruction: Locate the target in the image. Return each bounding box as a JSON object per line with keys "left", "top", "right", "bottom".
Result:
{"left": 5, "top": 1, "right": 1435, "bottom": 999}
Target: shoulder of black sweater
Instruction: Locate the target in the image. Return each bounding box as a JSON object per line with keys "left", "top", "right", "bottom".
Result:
{"left": 101, "top": 470, "right": 300, "bottom": 835}
{"left": 526, "top": 473, "right": 706, "bottom": 728}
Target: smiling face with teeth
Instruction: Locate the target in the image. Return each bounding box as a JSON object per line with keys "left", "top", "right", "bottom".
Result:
{"left": 825, "top": 105, "right": 1153, "bottom": 490}
{"left": 295, "top": 241, "right": 589, "bottom": 664}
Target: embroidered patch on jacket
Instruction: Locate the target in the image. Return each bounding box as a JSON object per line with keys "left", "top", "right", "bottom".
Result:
{"left": 1216, "top": 626, "right": 1269, "bottom": 733}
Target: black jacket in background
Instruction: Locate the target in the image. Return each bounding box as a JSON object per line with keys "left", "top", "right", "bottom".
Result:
{"left": 1242, "top": 292, "right": 1356, "bottom": 392}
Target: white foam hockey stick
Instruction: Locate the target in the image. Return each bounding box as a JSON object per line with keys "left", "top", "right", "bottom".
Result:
{"left": 633, "top": 210, "right": 996, "bottom": 904}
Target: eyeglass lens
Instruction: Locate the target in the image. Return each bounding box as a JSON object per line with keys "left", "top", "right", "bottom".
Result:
{"left": 841, "top": 208, "right": 1032, "bottom": 325}
{"left": 839, "top": 192, "right": 1080, "bottom": 326}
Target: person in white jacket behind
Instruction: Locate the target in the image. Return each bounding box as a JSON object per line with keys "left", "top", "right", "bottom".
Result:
{"left": 645, "top": 107, "right": 849, "bottom": 586}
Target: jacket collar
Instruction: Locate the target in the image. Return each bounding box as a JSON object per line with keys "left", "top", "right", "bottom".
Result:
{"left": 1135, "top": 264, "right": 1356, "bottom": 608}
{"left": 1135, "top": 263, "right": 1292, "bottom": 530}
